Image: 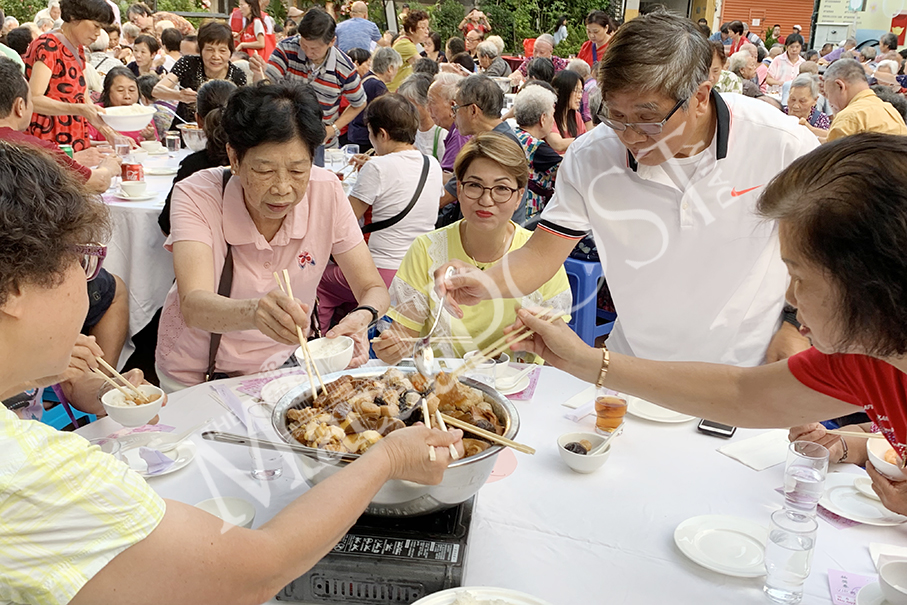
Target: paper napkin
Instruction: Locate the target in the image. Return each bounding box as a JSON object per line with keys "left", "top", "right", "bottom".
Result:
{"left": 139, "top": 447, "right": 175, "bottom": 475}
{"left": 717, "top": 429, "right": 790, "bottom": 471}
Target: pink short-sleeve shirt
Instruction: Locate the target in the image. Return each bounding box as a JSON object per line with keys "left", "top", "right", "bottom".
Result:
{"left": 156, "top": 166, "right": 364, "bottom": 385}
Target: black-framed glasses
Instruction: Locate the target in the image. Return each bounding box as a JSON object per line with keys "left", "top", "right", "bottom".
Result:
{"left": 460, "top": 181, "right": 519, "bottom": 203}
{"left": 597, "top": 97, "right": 688, "bottom": 136}
{"left": 71, "top": 244, "right": 107, "bottom": 281}
{"left": 451, "top": 102, "right": 474, "bottom": 113}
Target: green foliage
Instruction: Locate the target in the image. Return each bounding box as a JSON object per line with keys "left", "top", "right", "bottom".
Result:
{"left": 367, "top": 0, "right": 387, "bottom": 31}
{"left": 0, "top": 0, "right": 45, "bottom": 23}
{"left": 429, "top": 0, "right": 463, "bottom": 48}
{"left": 266, "top": 0, "right": 286, "bottom": 27}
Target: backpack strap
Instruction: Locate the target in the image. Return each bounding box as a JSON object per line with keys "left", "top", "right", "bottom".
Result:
{"left": 205, "top": 168, "right": 235, "bottom": 381}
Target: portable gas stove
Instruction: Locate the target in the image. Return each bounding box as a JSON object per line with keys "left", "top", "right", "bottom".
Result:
{"left": 276, "top": 496, "right": 475, "bottom": 604}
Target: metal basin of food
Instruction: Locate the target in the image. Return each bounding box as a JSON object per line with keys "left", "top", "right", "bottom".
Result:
{"left": 271, "top": 367, "right": 520, "bottom": 517}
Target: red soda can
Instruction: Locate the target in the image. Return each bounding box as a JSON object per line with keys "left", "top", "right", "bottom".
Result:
{"left": 122, "top": 162, "right": 144, "bottom": 182}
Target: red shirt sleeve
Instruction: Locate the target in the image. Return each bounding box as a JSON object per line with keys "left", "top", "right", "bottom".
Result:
{"left": 787, "top": 348, "right": 864, "bottom": 407}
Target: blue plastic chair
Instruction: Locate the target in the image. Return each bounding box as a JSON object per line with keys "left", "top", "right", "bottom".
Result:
{"left": 563, "top": 257, "right": 616, "bottom": 346}
{"left": 40, "top": 386, "right": 96, "bottom": 430}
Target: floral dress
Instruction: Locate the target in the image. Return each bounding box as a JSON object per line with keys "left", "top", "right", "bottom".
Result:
{"left": 25, "top": 33, "right": 91, "bottom": 151}
{"left": 515, "top": 128, "right": 560, "bottom": 223}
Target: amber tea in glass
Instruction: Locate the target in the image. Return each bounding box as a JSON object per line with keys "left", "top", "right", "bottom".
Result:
{"left": 594, "top": 393, "right": 627, "bottom": 434}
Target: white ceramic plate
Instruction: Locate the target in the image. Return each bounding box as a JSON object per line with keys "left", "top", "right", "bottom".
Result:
{"left": 412, "top": 587, "right": 553, "bottom": 605}
{"left": 856, "top": 582, "right": 885, "bottom": 605}
{"left": 112, "top": 190, "right": 158, "bottom": 202}
{"left": 122, "top": 440, "right": 196, "bottom": 478}
{"left": 854, "top": 476, "right": 882, "bottom": 501}
{"left": 820, "top": 473, "right": 907, "bottom": 526}
{"left": 497, "top": 368, "right": 532, "bottom": 395}
{"left": 260, "top": 374, "right": 309, "bottom": 404}
{"left": 626, "top": 395, "right": 696, "bottom": 423}
{"left": 143, "top": 165, "right": 178, "bottom": 176}
{"left": 674, "top": 515, "right": 768, "bottom": 578}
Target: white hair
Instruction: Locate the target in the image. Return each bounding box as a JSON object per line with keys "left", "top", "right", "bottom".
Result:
{"left": 790, "top": 73, "right": 819, "bottom": 98}
{"left": 514, "top": 83, "right": 556, "bottom": 128}
{"left": 476, "top": 40, "right": 499, "bottom": 59}
{"left": 430, "top": 72, "right": 464, "bottom": 101}
{"left": 486, "top": 35, "right": 505, "bottom": 56}
{"left": 371, "top": 46, "right": 402, "bottom": 75}
{"left": 727, "top": 50, "right": 750, "bottom": 75}
{"left": 88, "top": 28, "right": 109, "bottom": 52}
{"left": 566, "top": 58, "right": 591, "bottom": 79}
{"left": 877, "top": 59, "right": 899, "bottom": 75}
{"left": 535, "top": 33, "right": 555, "bottom": 48}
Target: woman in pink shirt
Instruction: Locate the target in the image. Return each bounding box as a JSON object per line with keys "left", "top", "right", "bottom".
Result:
{"left": 765, "top": 34, "right": 805, "bottom": 95}
{"left": 156, "top": 83, "right": 389, "bottom": 388}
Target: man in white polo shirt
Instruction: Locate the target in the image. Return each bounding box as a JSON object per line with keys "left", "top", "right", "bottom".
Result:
{"left": 435, "top": 11, "right": 818, "bottom": 366}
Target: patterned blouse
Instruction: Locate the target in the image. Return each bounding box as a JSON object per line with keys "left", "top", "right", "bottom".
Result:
{"left": 784, "top": 105, "right": 832, "bottom": 130}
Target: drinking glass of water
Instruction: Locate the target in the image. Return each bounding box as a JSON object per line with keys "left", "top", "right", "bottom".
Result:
{"left": 783, "top": 441, "right": 829, "bottom": 514}
{"left": 247, "top": 422, "right": 283, "bottom": 481}
{"left": 764, "top": 509, "right": 818, "bottom": 604}
{"left": 114, "top": 136, "right": 131, "bottom": 160}
{"left": 165, "top": 132, "right": 181, "bottom": 156}
{"left": 342, "top": 144, "right": 359, "bottom": 166}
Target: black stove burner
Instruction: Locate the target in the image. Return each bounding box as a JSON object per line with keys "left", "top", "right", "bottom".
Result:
{"left": 277, "top": 497, "right": 475, "bottom": 604}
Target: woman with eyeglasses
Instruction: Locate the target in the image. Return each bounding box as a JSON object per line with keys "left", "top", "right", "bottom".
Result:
{"left": 372, "top": 132, "right": 571, "bottom": 364}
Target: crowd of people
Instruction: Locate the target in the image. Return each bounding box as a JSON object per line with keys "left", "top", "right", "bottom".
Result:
{"left": 2, "top": 0, "right": 907, "bottom": 602}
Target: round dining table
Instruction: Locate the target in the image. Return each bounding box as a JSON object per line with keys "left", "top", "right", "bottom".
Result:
{"left": 75, "top": 362, "right": 907, "bottom": 604}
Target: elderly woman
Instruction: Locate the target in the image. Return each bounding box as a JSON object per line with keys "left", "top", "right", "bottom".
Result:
{"left": 372, "top": 132, "right": 571, "bottom": 364}
{"left": 513, "top": 83, "right": 561, "bottom": 223}
{"left": 346, "top": 46, "right": 401, "bottom": 152}
{"left": 156, "top": 83, "right": 389, "bottom": 389}
{"left": 479, "top": 134, "right": 907, "bottom": 516}
{"left": 0, "top": 142, "right": 459, "bottom": 605}
{"left": 728, "top": 49, "right": 758, "bottom": 88}
{"left": 398, "top": 72, "right": 447, "bottom": 162}
{"left": 477, "top": 40, "right": 511, "bottom": 78}
{"left": 317, "top": 93, "right": 442, "bottom": 330}
{"left": 389, "top": 9, "right": 429, "bottom": 91}
{"left": 153, "top": 21, "right": 248, "bottom": 126}
{"left": 785, "top": 73, "right": 831, "bottom": 140}
{"left": 24, "top": 0, "right": 118, "bottom": 151}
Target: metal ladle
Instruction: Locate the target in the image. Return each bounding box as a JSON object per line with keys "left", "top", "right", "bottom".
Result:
{"left": 413, "top": 266, "right": 456, "bottom": 377}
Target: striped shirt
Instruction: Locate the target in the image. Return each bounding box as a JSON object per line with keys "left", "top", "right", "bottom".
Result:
{"left": 266, "top": 37, "right": 366, "bottom": 144}
{"left": 0, "top": 406, "right": 165, "bottom": 605}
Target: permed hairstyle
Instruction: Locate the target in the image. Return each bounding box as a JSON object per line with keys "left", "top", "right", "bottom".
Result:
{"left": 453, "top": 131, "right": 528, "bottom": 190}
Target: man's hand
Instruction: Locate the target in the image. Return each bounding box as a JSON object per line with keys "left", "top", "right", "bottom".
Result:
{"left": 765, "top": 320, "right": 811, "bottom": 363}
{"left": 432, "top": 260, "right": 494, "bottom": 318}
{"left": 249, "top": 53, "right": 267, "bottom": 79}
{"left": 506, "top": 308, "right": 596, "bottom": 379}
{"left": 868, "top": 462, "right": 907, "bottom": 516}
{"left": 73, "top": 146, "right": 106, "bottom": 167}
{"left": 371, "top": 326, "right": 409, "bottom": 365}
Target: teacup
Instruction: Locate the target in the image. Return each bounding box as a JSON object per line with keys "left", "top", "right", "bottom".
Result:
{"left": 140, "top": 140, "right": 163, "bottom": 152}
{"left": 881, "top": 561, "right": 907, "bottom": 605}
{"left": 120, "top": 180, "right": 147, "bottom": 198}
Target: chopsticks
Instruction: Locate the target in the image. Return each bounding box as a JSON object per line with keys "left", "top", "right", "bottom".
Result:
{"left": 93, "top": 357, "right": 149, "bottom": 403}
{"left": 421, "top": 398, "right": 436, "bottom": 461}
{"left": 440, "top": 413, "right": 536, "bottom": 455}
{"left": 826, "top": 429, "right": 888, "bottom": 440}
{"left": 434, "top": 409, "right": 459, "bottom": 460}
{"left": 369, "top": 336, "right": 472, "bottom": 344}
{"left": 273, "top": 270, "right": 325, "bottom": 399}
{"left": 448, "top": 309, "right": 559, "bottom": 381}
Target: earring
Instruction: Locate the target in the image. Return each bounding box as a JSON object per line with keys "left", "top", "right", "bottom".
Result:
{"left": 230, "top": 166, "right": 236, "bottom": 174}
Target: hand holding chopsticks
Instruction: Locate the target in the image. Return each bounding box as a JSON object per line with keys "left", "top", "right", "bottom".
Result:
{"left": 93, "top": 357, "right": 149, "bottom": 403}
{"left": 273, "top": 270, "right": 326, "bottom": 399}
{"left": 421, "top": 398, "right": 436, "bottom": 461}
{"left": 440, "top": 413, "right": 535, "bottom": 455}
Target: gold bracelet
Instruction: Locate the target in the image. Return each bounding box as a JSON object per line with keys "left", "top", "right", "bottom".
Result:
{"left": 595, "top": 347, "right": 610, "bottom": 388}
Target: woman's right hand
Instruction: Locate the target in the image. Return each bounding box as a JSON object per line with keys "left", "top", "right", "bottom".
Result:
{"left": 254, "top": 290, "right": 312, "bottom": 345}
{"left": 178, "top": 87, "right": 198, "bottom": 104}
{"left": 788, "top": 423, "right": 845, "bottom": 462}
{"left": 374, "top": 425, "right": 463, "bottom": 484}
{"left": 80, "top": 103, "right": 105, "bottom": 127}
{"left": 506, "top": 308, "right": 595, "bottom": 377}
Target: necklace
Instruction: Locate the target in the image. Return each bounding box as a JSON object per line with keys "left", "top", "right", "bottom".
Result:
{"left": 461, "top": 223, "right": 512, "bottom": 270}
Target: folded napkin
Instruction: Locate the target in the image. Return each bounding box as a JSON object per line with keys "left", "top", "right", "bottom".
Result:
{"left": 717, "top": 429, "right": 790, "bottom": 471}
{"left": 139, "top": 447, "right": 175, "bottom": 475}
{"left": 565, "top": 401, "right": 595, "bottom": 423}
{"left": 562, "top": 386, "right": 595, "bottom": 409}
{"left": 871, "top": 543, "right": 907, "bottom": 571}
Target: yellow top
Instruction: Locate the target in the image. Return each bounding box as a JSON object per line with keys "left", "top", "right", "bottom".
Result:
{"left": 0, "top": 406, "right": 165, "bottom": 605}
{"left": 387, "top": 220, "right": 573, "bottom": 362}
{"left": 388, "top": 36, "right": 418, "bottom": 92}
{"left": 826, "top": 88, "right": 907, "bottom": 142}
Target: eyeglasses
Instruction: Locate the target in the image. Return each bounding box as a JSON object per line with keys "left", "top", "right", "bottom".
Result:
{"left": 71, "top": 244, "right": 107, "bottom": 281}
{"left": 597, "top": 97, "right": 688, "bottom": 136}
{"left": 460, "top": 181, "right": 519, "bottom": 203}
{"left": 451, "top": 102, "right": 473, "bottom": 113}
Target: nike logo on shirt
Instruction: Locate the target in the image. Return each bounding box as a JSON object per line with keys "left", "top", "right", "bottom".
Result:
{"left": 731, "top": 185, "right": 762, "bottom": 197}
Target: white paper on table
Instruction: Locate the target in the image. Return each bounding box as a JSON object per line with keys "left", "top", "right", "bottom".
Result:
{"left": 565, "top": 401, "right": 595, "bottom": 422}
{"left": 871, "top": 542, "right": 907, "bottom": 570}
{"left": 562, "top": 385, "right": 595, "bottom": 409}
{"left": 717, "top": 429, "right": 790, "bottom": 471}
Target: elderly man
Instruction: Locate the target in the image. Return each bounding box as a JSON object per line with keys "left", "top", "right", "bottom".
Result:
{"left": 517, "top": 34, "right": 568, "bottom": 79}
{"left": 477, "top": 40, "right": 511, "bottom": 77}
{"left": 465, "top": 28, "right": 483, "bottom": 59}
{"left": 262, "top": 8, "right": 366, "bottom": 158}
{"left": 427, "top": 72, "right": 467, "bottom": 174}
{"left": 398, "top": 72, "right": 448, "bottom": 162}
{"left": 437, "top": 12, "right": 821, "bottom": 367}
{"left": 125, "top": 2, "right": 195, "bottom": 36}
{"left": 823, "top": 58, "right": 907, "bottom": 141}
{"left": 87, "top": 29, "right": 121, "bottom": 78}
{"left": 819, "top": 37, "right": 856, "bottom": 65}
{"left": 335, "top": 1, "right": 381, "bottom": 53}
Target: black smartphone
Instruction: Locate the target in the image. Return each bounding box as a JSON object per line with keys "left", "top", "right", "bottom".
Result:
{"left": 697, "top": 419, "right": 737, "bottom": 438}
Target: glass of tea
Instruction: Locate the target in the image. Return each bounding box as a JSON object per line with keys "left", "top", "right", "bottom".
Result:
{"left": 594, "top": 389, "right": 627, "bottom": 435}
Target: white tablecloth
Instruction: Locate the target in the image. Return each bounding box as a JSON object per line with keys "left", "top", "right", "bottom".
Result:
{"left": 76, "top": 365, "right": 907, "bottom": 604}
{"left": 102, "top": 150, "right": 189, "bottom": 366}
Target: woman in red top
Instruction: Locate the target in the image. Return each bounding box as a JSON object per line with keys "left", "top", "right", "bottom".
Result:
{"left": 445, "top": 134, "right": 907, "bottom": 515}
{"left": 577, "top": 10, "right": 618, "bottom": 68}
{"left": 235, "top": 0, "right": 272, "bottom": 60}
{"left": 25, "top": 0, "right": 117, "bottom": 151}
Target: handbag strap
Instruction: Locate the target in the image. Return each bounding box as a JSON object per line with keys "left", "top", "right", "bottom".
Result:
{"left": 206, "top": 168, "right": 235, "bottom": 381}
{"left": 50, "top": 30, "right": 84, "bottom": 70}
{"left": 362, "top": 154, "right": 430, "bottom": 235}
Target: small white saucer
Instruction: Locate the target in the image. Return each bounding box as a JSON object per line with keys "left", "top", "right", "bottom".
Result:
{"left": 627, "top": 395, "right": 696, "bottom": 423}
{"left": 122, "top": 440, "right": 196, "bottom": 477}
{"left": 856, "top": 581, "right": 886, "bottom": 605}
{"left": 113, "top": 189, "right": 157, "bottom": 202}
{"left": 674, "top": 514, "right": 768, "bottom": 577}
{"left": 143, "top": 165, "right": 178, "bottom": 176}
{"left": 855, "top": 476, "right": 883, "bottom": 501}
{"left": 260, "top": 374, "right": 309, "bottom": 404}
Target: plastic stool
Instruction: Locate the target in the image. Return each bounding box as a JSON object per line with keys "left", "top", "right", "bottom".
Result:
{"left": 563, "top": 257, "right": 616, "bottom": 346}
{"left": 40, "top": 387, "right": 96, "bottom": 430}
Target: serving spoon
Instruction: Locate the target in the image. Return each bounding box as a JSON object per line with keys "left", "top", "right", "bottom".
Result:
{"left": 413, "top": 266, "right": 456, "bottom": 378}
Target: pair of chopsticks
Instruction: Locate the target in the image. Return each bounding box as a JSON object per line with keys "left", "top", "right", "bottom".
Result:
{"left": 369, "top": 336, "right": 472, "bottom": 344}
{"left": 92, "top": 357, "right": 150, "bottom": 403}
{"left": 448, "top": 309, "right": 559, "bottom": 381}
{"left": 441, "top": 413, "right": 536, "bottom": 455}
{"left": 273, "top": 269, "right": 326, "bottom": 400}
{"left": 420, "top": 398, "right": 459, "bottom": 461}
{"left": 827, "top": 429, "right": 888, "bottom": 440}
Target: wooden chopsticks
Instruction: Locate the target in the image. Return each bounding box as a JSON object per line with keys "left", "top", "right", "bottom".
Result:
{"left": 274, "top": 270, "right": 326, "bottom": 399}
{"left": 440, "top": 413, "right": 536, "bottom": 455}
{"left": 827, "top": 429, "right": 887, "bottom": 440}
{"left": 434, "top": 409, "right": 459, "bottom": 460}
{"left": 369, "top": 336, "right": 472, "bottom": 344}
{"left": 93, "top": 357, "right": 149, "bottom": 403}
{"left": 421, "top": 398, "right": 436, "bottom": 461}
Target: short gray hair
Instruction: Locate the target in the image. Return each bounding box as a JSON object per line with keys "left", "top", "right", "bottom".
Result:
{"left": 371, "top": 47, "right": 402, "bottom": 75}
{"left": 824, "top": 58, "right": 870, "bottom": 85}
{"left": 457, "top": 74, "right": 504, "bottom": 118}
{"left": 476, "top": 40, "right": 499, "bottom": 59}
{"left": 430, "top": 72, "right": 464, "bottom": 101}
{"left": 88, "top": 28, "right": 109, "bottom": 52}
{"left": 600, "top": 11, "right": 710, "bottom": 108}
{"left": 397, "top": 72, "right": 433, "bottom": 106}
{"left": 486, "top": 35, "right": 505, "bottom": 56}
{"left": 844, "top": 37, "right": 857, "bottom": 48}
{"left": 36, "top": 17, "right": 55, "bottom": 28}
{"left": 727, "top": 50, "right": 749, "bottom": 75}
{"left": 535, "top": 33, "right": 555, "bottom": 48}
{"left": 860, "top": 46, "right": 877, "bottom": 61}
{"left": 877, "top": 59, "right": 899, "bottom": 75}
{"left": 566, "top": 58, "right": 591, "bottom": 79}
{"left": 790, "top": 73, "right": 819, "bottom": 98}
{"left": 514, "top": 84, "right": 556, "bottom": 128}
